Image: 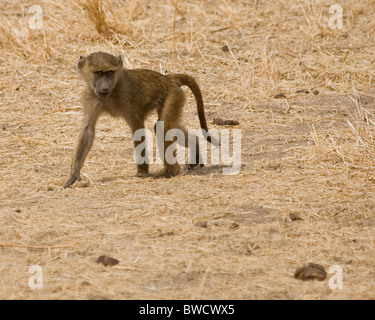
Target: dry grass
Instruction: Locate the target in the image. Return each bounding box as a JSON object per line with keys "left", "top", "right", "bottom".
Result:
{"left": 1, "top": 0, "right": 375, "bottom": 300}
{"left": 78, "top": 0, "right": 112, "bottom": 36}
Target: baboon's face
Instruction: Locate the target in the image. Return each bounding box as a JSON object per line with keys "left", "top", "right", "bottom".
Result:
{"left": 93, "top": 70, "right": 116, "bottom": 99}
{"left": 78, "top": 52, "right": 123, "bottom": 99}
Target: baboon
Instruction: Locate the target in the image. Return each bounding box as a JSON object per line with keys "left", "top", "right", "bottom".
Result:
{"left": 63, "top": 51, "right": 214, "bottom": 188}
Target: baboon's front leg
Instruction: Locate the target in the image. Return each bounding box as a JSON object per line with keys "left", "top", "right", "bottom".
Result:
{"left": 63, "top": 111, "right": 99, "bottom": 188}
{"left": 134, "top": 138, "right": 149, "bottom": 176}
{"left": 131, "top": 122, "right": 149, "bottom": 177}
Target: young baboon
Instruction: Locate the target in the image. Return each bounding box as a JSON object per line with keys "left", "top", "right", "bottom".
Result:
{"left": 63, "top": 51, "right": 214, "bottom": 188}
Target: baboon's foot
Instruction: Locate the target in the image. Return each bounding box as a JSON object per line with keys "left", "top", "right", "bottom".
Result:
{"left": 136, "top": 171, "right": 150, "bottom": 178}
{"left": 136, "top": 164, "right": 149, "bottom": 177}
{"left": 187, "top": 163, "right": 204, "bottom": 170}
{"left": 164, "top": 163, "right": 181, "bottom": 176}
{"left": 62, "top": 171, "right": 81, "bottom": 189}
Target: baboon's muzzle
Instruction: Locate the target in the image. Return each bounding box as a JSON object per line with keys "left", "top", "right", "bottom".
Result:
{"left": 96, "top": 90, "right": 110, "bottom": 99}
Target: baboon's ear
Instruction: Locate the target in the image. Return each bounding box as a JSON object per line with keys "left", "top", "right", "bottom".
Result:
{"left": 117, "top": 54, "right": 123, "bottom": 68}
{"left": 77, "top": 55, "right": 86, "bottom": 72}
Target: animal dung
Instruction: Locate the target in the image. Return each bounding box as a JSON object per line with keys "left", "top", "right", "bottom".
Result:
{"left": 273, "top": 93, "right": 286, "bottom": 99}
{"left": 296, "top": 89, "right": 309, "bottom": 94}
{"left": 294, "top": 262, "right": 327, "bottom": 281}
{"left": 222, "top": 45, "right": 229, "bottom": 52}
{"left": 194, "top": 221, "right": 208, "bottom": 228}
{"left": 213, "top": 117, "right": 239, "bottom": 126}
{"left": 96, "top": 255, "right": 119, "bottom": 267}
{"left": 295, "top": 89, "right": 319, "bottom": 95}
{"left": 289, "top": 213, "right": 302, "bottom": 221}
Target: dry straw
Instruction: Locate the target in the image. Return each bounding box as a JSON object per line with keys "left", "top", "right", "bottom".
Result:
{"left": 0, "top": 0, "right": 375, "bottom": 299}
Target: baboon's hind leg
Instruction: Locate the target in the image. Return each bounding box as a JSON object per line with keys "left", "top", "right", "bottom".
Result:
{"left": 177, "top": 124, "right": 204, "bottom": 170}
{"left": 158, "top": 89, "right": 186, "bottom": 176}
{"left": 159, "top": 88, "right": 204, "bottom": 174}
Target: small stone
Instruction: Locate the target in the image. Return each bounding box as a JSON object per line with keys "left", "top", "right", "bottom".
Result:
{"left": 96, "top": 255, "right": 119, "bottom": 267}
{"left": 294, "top": 262, "right": 327, "bottom": 281}
{"left": 195, "top": 221, "right": 208, "bottom": 228}
{"left": 274, "top": 93, "right": 286, "bottom": 99}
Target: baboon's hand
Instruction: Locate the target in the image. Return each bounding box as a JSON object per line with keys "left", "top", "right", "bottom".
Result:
{"left": 62, "top": 172, "right": 81, "bottom": 189}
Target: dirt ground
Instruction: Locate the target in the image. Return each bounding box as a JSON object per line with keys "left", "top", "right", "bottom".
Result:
{"left": 1, "top": 0, "right": 375, "bottom": 300}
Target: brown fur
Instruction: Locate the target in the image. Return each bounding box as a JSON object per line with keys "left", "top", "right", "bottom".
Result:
{"left": 63, "top": 51, "right": 212, "bottom": 188}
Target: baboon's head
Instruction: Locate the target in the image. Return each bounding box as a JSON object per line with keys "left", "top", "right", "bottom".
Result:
{"left": 78, "top": 52, "right": 123, "bottom": 99}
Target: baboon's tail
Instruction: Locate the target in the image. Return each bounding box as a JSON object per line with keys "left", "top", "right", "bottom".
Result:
{"left": 169, "top": 74, "right": 218, "bottom": 145}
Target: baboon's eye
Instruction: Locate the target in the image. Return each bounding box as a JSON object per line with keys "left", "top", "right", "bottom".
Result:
{"left": 95, "top": 71, "right": 114, "bottom": 76}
